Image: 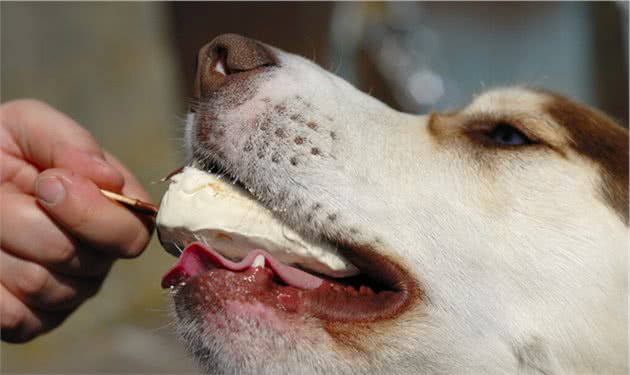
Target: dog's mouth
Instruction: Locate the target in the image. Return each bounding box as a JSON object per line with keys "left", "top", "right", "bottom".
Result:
{"left": 157, "top": 163, "right": 418, "bottom": 322}
{"left": 161, "top": 242, "right": 416, "bottom": 322}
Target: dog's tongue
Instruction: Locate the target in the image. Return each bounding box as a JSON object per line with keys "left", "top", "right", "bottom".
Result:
{"left": 161, "top": 243, "right": 324, "bottom": 289}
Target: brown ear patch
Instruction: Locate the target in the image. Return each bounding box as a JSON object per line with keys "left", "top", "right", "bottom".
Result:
{"left": 544, "top": 93, "right": 628, "bottom": 225}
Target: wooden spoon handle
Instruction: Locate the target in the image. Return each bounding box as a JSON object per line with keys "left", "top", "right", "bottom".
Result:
{"left": 100, "top": 189, "right": 158, "bottom": 217}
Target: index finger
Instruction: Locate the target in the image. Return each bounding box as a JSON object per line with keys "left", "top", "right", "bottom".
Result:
{"left": 1, "top": 99, "right": 103, "bottom": 168}
{"left": 0, "top": 99, "right": 124, "bottom": 190}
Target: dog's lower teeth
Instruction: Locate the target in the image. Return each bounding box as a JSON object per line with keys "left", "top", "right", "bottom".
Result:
{"left": 252, "top": 255, "right": 265, "bottom": 268}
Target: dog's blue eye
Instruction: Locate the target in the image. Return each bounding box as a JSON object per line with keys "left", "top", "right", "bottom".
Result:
{"left": 487, "top": 123, "right": 532, "bottom": 146}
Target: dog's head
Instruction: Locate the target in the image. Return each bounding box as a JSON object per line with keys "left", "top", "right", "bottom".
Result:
{"left": 171, "top": 34, "right": 628, "bottom": 374}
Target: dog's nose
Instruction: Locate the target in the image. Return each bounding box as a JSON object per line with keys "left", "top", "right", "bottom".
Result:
{"left": 193, "top": 34, "right": 276, "bottom": 99}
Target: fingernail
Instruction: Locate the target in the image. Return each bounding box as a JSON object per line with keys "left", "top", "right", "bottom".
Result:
{"left": 36, "top": 176, "right": 66, "bottom": 206}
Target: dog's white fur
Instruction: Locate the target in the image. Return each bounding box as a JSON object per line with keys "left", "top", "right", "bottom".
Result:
{"left": 177, "top": 43, "right": 628, "bottom": 374}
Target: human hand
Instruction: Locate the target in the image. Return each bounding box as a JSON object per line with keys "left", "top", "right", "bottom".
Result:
{"left": 0, "top": 99, "right": 154, "bottom": 343}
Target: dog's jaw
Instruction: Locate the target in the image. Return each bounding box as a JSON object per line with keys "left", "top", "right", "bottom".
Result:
{"left": 176, "top": 40, "right": 628, "bottom": 375}
{"left": 179, "top": 49, "right": 431, "bottom": 374}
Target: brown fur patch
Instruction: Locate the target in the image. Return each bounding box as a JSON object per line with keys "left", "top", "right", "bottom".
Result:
{"left": 427, "top": 112, "right": 441, "bottom": 140}
{"left": 315, "top": 241, "right": 424, "bottom": 353}
{"left": 545, "top": 93, "right": 629, "bottom": 225}
{"left": 323, "top": 321, "right": 374, "bottom": 355}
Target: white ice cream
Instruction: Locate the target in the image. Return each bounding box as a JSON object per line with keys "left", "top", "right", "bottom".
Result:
{"left": 156, "top": 166, "right": 359, "bottom": 278}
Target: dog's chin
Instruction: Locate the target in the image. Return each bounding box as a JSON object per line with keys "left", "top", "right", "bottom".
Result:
{"left": 160, "top": 159, "right": 420, "bottom": 372}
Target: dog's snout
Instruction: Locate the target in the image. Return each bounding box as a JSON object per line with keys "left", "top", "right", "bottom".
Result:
{"left": 193, "top": 34, "right": 276, "bottom": 99}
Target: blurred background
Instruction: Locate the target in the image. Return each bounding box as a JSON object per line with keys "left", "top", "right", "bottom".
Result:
{"left": 1, "top": 2, "right": 628, "bottom": 373}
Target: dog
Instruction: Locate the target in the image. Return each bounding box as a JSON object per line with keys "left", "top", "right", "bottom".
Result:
{"left": 165, "top": 34, "right": 628, "bottom": 375}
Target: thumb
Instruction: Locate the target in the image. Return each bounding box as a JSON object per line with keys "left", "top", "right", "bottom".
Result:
{"left": 35, "top": 168, "right": 153, "bottom": 258}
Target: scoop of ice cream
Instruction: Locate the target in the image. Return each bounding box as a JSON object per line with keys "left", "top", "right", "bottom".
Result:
{"left": 156, "top": 166, "right": 359, "bottom": 278}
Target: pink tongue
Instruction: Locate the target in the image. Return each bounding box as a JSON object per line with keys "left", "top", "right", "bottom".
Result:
{"left": 161, "top": 242, "right": 324, "bottom": 290}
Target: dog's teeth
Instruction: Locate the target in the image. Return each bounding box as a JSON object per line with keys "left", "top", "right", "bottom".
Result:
{"left": 252, "top": 254, "right": 265, "bottom": 268}
{"left": 214, "top": 60, "right": 226, "bottom": 76}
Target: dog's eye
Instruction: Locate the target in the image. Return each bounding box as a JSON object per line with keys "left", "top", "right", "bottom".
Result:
{"left": 486, "top": 123, "right": 533, "bottom": 146}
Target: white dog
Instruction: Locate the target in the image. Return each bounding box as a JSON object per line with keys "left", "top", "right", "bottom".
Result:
{"left": 161, "top": 34, "right": 628, "bottom": 375}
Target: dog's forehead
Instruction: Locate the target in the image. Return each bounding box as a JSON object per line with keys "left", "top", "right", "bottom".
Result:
{"left": 464, "top": 87, "right": 548, "bottom": 115}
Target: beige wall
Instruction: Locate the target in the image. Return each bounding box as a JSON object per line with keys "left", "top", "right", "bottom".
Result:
{"left": 1, "top": 2, "right": 197, "bottom": 373}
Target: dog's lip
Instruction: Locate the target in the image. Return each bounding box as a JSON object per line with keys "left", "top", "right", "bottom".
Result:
{"left": 304, "top": 239, "right": 421, "bottom": 321}
{"left": 164, "top": 239, "right": 420, "bottom": 322}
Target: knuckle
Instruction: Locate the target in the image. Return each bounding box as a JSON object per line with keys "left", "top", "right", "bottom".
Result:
{"left": 48, "top": 281, "right": 100, "bottom": 311}
{"left": 44, "top": 293, "right": 78, "bottom": 312}
{"left": 46, "top": 238, "right": 76, "bottom": 265}
{"left": 0, "top": 304, "right": 38, "bottom": 344}
{"left": 17, "top": 262, "right": 50, "bottom": 297}
{"left": 1, "top": 302, "right": 26, "bottom": 331}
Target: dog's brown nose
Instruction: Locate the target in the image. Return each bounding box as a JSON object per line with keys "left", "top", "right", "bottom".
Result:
{"left": 193, "top": 34, "right": 276, "bottom": 99}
